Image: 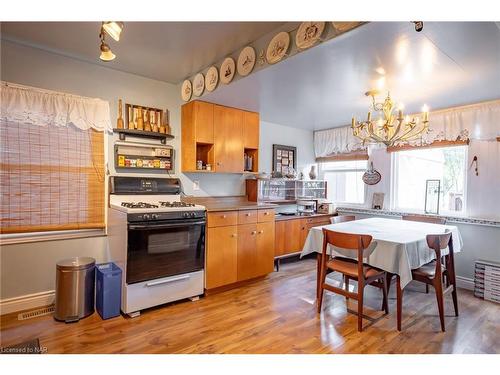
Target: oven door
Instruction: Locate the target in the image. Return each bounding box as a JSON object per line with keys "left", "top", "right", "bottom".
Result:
{"left": 126, "top": 218, "right": 205, "bottom": 284}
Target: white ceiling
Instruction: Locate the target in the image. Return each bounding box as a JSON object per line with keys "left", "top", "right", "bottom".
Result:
{"left": 2, "top": 22, "right": 499, "bottom": 131}
{"left": 204, "top": 22, "right": 500, "bottom": 130}
{"left": 0, "top": 21, "right": 284, "bottom": 83}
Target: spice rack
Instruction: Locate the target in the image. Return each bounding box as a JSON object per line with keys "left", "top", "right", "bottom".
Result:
{"left": 114, "top": 141, "right": 174, "bottom": 172}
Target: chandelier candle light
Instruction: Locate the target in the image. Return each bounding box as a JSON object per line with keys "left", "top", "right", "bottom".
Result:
{"left": 351, "top": 90, "right": 430, "bottom": 147}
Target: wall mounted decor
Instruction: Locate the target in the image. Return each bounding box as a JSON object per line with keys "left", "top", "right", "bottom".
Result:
{"left": 193, "top": 73, "right": 205, "bottom": 97}
{"left": 237, "top": 46, "right": 256, "bottom": 76}
{"left": 266, "top": 31, "right": 290, "bottom": 64}
{"left": 181, "top": 79, "right": 192, "bottom": 102}
{"left": 362, "top": 162, "right": 382, "bottom": 185}
{"left": 295, "top": 22, "right": 325, "bottom": 50}
{"left": 425, "top": 179, "right": 441, "bottom": 214}
{"left": 220, "top": 57, "right": 236, "bottom": 84}
{"left": 205, "top": 66, "right": 219, "bottom": 92}
{"left": 372, "top": 192, "right": 385, "bottom": 210}
{"left": 331, "top": 22, "right": 363, "bottom": 33}
{"left": 272, "top": 144, "right": 296, "bottom": 176}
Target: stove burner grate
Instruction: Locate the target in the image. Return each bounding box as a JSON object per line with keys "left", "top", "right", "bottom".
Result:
{"left": 159, "top": 201, "right": 196, "bottom": 208}
{"left": 121, "top": 202, "right": 159, "bottom": 209}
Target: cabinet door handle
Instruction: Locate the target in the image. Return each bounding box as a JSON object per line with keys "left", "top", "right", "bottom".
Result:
{"left": 217, "top": 162, "right": 222, "bottom": 166}
{"left": 251, "top": 231, "right": 257, "bottom": 235}
{"left": 264, "top": 212, "right": 269, "bottom": 216}
{"left": 246, "top": 213, "right": 251, "bottom": 217}
{"left": 221, "top": 214, "right": 227, "bottom": 218}
{"left": 258, "top": 230, "right": 264, "bottom": 234}
{"left": 231, "top": 233, "right": 237, "bottom": 237}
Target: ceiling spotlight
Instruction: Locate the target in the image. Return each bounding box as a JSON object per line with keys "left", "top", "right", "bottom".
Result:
{"left": 99, "top": 39, "right": 116, "bottom": 62}
{"left": 102, "top": 22, "right": 124, "bottom": 41}
{"left": 412, "top": 21, "right": 424, "bottom": 32}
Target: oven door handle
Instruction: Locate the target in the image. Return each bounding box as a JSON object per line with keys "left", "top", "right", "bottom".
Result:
{"left": 145, "top": 275, "right": 191, "bottom": 287}
{"left": 128, "top": 220, "right": 206, "bottom": 230}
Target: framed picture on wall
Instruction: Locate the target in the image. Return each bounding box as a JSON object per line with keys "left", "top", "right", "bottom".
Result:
{"left": 272, "top": 144, "right": 297, "bottom": 176}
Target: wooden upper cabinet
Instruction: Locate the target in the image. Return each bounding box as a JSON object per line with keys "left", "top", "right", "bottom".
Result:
{"left": 194, "top": 101, "right": 214, "bottom": 144}
{"left": 182, "top": 100, "right": 258, "bottom": 173}
{"left": 214, "top": 105, "right": 243, "bottom": 173}
{"left": 243, "top": 111, "right": 259, "bottom": 149}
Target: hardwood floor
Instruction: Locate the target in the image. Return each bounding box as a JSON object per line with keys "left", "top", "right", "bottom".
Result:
{"left": 1, "top": 258, "right": 499, "bottom": 354}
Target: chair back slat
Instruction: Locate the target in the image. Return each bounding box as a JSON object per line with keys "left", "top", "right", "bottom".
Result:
{"left": 426, "top": 232, "right": 452, "bottom": 251}
{"left": 402, "top": 215, "right": 446, "bottom": 225}
{"left": 323, "top": 229, "right": 372, "bottom": 250}
{"left": 330, "top": 215, "right": 356, "bottom": 224}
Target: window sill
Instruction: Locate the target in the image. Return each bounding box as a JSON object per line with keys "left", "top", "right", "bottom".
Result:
{"left": 0, "top": 229, "right": 107, "bottom": 246}
{"left": 335, "top": 206, "right": 500, "bottom": 228}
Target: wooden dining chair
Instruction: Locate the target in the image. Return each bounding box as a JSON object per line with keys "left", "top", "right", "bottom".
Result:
{"left": 330, "top": 215, "right": 356, "bottom": 224}
{"left": 317, "top": 229, "right": 389, "bottom": 332}
{"left": 398, "top": 232, "right": 458, "bottom": 331}
{"left": 401, "top": 214, "right": 448, "bottom": 293}
{"left": 402, "top": 215, "right": 447, "bottom": 225}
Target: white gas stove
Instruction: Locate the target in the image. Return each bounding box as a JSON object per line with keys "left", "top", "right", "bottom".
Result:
{"left": 108, "top": 176, "right": 206, "bottom": 317}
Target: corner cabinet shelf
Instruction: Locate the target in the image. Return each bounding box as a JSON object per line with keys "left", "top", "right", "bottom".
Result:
{"left": 113, "top": 128, "right": 174, "bottom": 144}
{"left": 181, "top": 100, "right": 260, "bottom": 173}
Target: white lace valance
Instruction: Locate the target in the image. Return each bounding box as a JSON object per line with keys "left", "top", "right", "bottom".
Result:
{"left": 314, "top": 99, "right": 500, "bottom": 158}
{"left": 417, "top": 99, "right": 500, "bottom": 144}
{"left": 0, "top": 82, "right": 112, "bottom": 132}
{"left": 314, "top": 125, "right": 366, "bottom": 158}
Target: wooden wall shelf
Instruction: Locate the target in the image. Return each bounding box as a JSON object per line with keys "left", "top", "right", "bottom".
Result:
{"left": 113, "top": 128, "right": 174, "bottom": 144}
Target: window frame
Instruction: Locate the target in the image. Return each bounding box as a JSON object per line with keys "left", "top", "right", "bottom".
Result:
{"left": 319, "top": 159, "right": 368, "bottom": 206}
{"left": 390, "top": 145, "right": 468, "bottom": 216}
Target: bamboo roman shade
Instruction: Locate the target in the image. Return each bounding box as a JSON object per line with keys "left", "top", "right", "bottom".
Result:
{"left": 0, "top": 82, "right": 110, "bottom": 234}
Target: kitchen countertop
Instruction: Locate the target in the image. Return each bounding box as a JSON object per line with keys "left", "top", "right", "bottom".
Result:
{"left": 275, "top": 212, "right": 337, "bottom": 221}
{"left": 201, "top": 201, "right": 278, "bottom": 212}
{"left": 181, "top": 196, "right": 277, "bottom": 212}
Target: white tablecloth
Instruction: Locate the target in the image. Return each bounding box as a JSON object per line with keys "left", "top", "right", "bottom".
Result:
{"left": 300, "top": 217, "right": 463, "bottom": 288}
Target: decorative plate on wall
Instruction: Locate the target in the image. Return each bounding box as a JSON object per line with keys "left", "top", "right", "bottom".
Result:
{"left": 219, "top": 57, "right": 236, "bottom": 84}
{"left": 266, "top": 31, "right": 290, "bottom": 64}
{"left": 181, "top": 79, "right": 192, "bottom": 102}
{"left": 237, "top": 46, "right": 256, "bottom": 76}
{"left": 193, "top": 73, "right": 205, "bottom": 97}
{"left": 362, "top": 162, "right": 382, "bottom": 185}
{"left": 331, "top": 22, "right": 362, "bottom": 33}
{"left": 205, "top": 66, "right": 219, "bottom": 92}
{"left": 295, "top": 22, "right": 325, "bottom": 50}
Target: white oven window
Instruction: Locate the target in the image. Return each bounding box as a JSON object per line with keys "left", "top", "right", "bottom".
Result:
{"left": 392, "top": 146, "right": 468, "bottom": 215}
{"left": 320, "top": 160, "right": 368, "bottom": 205}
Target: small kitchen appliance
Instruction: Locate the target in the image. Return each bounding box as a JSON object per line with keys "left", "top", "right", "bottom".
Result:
{"left": 108, "top": 177, "right": 206, "bottom": 317}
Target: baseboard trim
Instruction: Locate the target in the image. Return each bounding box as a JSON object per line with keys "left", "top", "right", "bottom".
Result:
{"left": 0, "top": 290, "right": 55, "bottom": 316}
{"left": 457, "top": 276, "right": 474, "bottom": 291}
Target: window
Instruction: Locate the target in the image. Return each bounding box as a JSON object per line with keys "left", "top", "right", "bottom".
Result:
{"left": 320, "top": 160, "right": 368, "bottom": 204}
{"left": 0, "top": 120, "right": 105, "bottom": 234}
{"left": 392, "top": 146, "right": 467, "bottom": 215}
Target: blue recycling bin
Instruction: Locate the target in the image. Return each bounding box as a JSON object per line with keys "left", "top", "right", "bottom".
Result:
{"left": 95, "top": 262, "right": 122, "bottom": 319}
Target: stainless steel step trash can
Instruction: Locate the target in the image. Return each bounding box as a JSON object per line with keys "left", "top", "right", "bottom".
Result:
{"left": 54, "top": 257, "right": 96, "bottom": 322}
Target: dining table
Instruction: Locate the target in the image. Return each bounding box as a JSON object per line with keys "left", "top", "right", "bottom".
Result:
{"left": 300, "top": 217, "right": 463, "bottom": 329}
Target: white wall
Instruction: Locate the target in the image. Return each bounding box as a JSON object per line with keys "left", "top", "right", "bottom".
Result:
{"left": 0, "top": 40, "right": 316, "bottom": 304}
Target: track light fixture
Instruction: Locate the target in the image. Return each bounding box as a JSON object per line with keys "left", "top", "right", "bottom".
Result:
{"left": 102, "top": 21, "right": 124, "bottom": 42}
{"left": 98, "top": 22, "right": 123, "bottom": 62}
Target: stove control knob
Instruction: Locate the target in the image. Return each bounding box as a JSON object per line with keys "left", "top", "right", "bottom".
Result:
{"left": 190, "top": 212, "right": 196, "bottom": 218}
{"left": 151, "top": 214, "right": 159, "bottom": 220}
{"left": 183, "top": 212, "right": 190, "bottom": 218}
{"left": 143, "top": 214, "right": 150, "bottom": 220}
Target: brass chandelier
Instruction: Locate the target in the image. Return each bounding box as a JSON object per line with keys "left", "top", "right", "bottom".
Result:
{"left": 351, "top": 90, "right": 430, "bottom": 147}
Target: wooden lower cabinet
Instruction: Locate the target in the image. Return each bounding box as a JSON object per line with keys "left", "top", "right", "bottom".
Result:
{"left": 274, "top": 215, "right": 335, "bottom": 258}
{"left": 206, "top": 225, "right": 238, "bottom": 289}
{"left": 206, "top": 209, "right": 275, "bottom": 290}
